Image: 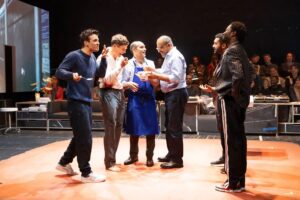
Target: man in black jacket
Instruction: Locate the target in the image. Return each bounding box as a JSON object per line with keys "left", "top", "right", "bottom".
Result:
{"left": 213, "top": 21, "right": 253, "bottom": 192}
{"left": 200, "top": 33, "right": 229, "bottom": 169}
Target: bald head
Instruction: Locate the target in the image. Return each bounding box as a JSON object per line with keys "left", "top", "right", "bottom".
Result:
{"left": 157, "top": 35, "right": 173, "bottom": 46}
{"left": 156, "top": 35, "right": 174, "bottom": 57}
{"left": 130, "top": 41, "right": 144, "bottom": 53}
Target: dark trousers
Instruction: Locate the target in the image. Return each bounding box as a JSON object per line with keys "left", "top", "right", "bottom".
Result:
{"left": 164, "top": 88, "right": 188, "bottom": 164}
{"left": 59, "top": 100, "right": 93, "bottom": 177}
{"left": 100, "top": 89, "right": 125, "bottom": 168}
{"left": 216, "top": 98, "right": 225, "bottom": 159}
{"left": 220, "top": 95, "right": 247, "bottom": 187}
{"left": 129, "top": 135, "right": 155, "bottom": 160}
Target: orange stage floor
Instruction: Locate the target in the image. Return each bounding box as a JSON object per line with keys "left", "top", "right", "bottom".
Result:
{"left": 0, "top": 138, "right": 300, "bottom": 200}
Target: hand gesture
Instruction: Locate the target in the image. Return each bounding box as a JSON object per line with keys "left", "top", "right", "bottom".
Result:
{"left": 199, "top": 84, "right": 215, "bottom": 93}
{"left": 121, "top": 57, "right": 129, "bottom": 68}
{"left": 127, "top": 82, "right": 139, "bottom": 92}
{"left": 143, "top": 66, "right": 155, "bottom": 72}
{"left": 101, "top": 45, "right": 109, "bottom": 58}
{"left": 136, "top": 71, "right": 149, "bottom": 81}
{"left": 73, "top": 73, "right": 81, "bottom": 82}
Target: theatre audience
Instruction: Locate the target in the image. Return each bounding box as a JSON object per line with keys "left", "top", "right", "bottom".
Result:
{"left": 167, "top": 51, "right": 300, "bottom": 102}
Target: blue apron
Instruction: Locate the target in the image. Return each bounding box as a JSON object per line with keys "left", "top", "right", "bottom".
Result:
{"left": 124, "top": 64, "right": 159, "bottom": 136}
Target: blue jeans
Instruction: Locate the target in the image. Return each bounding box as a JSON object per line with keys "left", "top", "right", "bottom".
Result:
{"left": 164, "top": 88, "right": 188, "bottom": 164}
{"left": 59, "top": 99, "right": 93, "bottom": 177}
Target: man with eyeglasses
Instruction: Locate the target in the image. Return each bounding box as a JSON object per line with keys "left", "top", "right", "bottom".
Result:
{"left": 145, "top": 35, "right": 188, "bottom": 169}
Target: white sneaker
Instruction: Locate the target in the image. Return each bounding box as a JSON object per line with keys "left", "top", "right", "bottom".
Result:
{"left": 81, "top": 173, "right": 106, "bottom": 183}
{"left": 56, "top": 164, "right": 78, "bottom": 175}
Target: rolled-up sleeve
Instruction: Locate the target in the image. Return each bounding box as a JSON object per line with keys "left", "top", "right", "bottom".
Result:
{"left": 121, "top": 62, "right": 133, "bottom": 83}
{"left": 168, "top": 56, "right": 184, "bottom": 84}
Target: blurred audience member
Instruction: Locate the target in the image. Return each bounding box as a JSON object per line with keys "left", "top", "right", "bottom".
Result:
{"left": 206, "top": 54, "right": 219, "bottom": 86}
{"left": 155, "top": 57, "right": 164, "bottom": 68}
{"left": 286, "top": 64, "right": 300, "bottom": 88}
{"left": 289, "top": 76, "right": 300, "bottom": 101}
{"left": 260, "top": 78, "right": 271, "bottom": 95}
{"left": 188, "top": 56, "right": 206, "bottom": 85}
{"left": 186, "top": 74, "right": 201, "bottom": 96}
{"left": 269, "top": 65, "right": 286, "bottom": 87}
{"left": 43, "top": 76, "right": 64, "bottom": 100}
{"left": 280, "top": 52, "right": 299, "bottom": 77}
{"left": 269, "top": 76, "right": 287, "bottom": 95}
{"left": 262, "top": 54, "right": 277, "bottom": 76}
{"left": 251, "top": 68, "right": 263, "bottom": 95}
{"left": 250, "top": 54, "right": 266, "bottom": 77}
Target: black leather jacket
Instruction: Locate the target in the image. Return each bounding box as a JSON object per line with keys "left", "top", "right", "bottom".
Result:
{"left": 215, "top": 42, "right": 254, "bottom": 108}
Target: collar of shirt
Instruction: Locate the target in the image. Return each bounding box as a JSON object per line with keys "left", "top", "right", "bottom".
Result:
{"left": 132, "top": 57, "right": 148, "bottom": 68}
{"left": 165, "top": 46, "right": 177, "bottom": 58}
{"left": 107, "top": 52, "right": 123, "bottom": 65}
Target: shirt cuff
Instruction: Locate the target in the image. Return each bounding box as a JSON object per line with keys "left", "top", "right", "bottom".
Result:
{"left": 168, "top": 74, "right": 179, "bottom": 83}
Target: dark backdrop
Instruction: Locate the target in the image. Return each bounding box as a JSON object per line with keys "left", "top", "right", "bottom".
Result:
{"left": 18, "top": 0, "right": 300, "bottom": 70}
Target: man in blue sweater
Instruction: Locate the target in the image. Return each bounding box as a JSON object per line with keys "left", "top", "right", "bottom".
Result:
{"left": 55, "top": 28, "right": 107, "bottom": 183}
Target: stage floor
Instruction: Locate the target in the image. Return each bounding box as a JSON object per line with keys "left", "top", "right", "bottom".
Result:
{"left": 0, "top": 138, "right": 299, "bottom": 200}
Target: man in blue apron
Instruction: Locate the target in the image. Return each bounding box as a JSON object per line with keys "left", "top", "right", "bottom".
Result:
{"left": 122, "top": 41, "right": 159, "bottom": 167}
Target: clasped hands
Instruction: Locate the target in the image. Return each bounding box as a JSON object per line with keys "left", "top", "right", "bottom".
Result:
{"left": 135, "top": 66, "right": 156, "bottom": 81}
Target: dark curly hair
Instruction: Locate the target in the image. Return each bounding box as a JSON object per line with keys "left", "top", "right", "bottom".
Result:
{"left": 230, "top": 21, "right": 247, "bottom": 43}
{"left": 79, "top": 28, "right": 99, "bottom": 47}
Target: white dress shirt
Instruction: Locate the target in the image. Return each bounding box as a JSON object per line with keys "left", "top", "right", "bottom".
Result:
{"left": 97, "top": 51, "right": 124, "bottom": 90}
{"left": 158, "top": 47, "right": 187, "bottom": 93}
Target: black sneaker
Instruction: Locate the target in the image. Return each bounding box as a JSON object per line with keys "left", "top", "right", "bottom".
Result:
{"left": 210, "top": 157, "right": 225, "bottom": 166}
{"left": 215, "top": 180, "right": 245, "bottom": 193}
